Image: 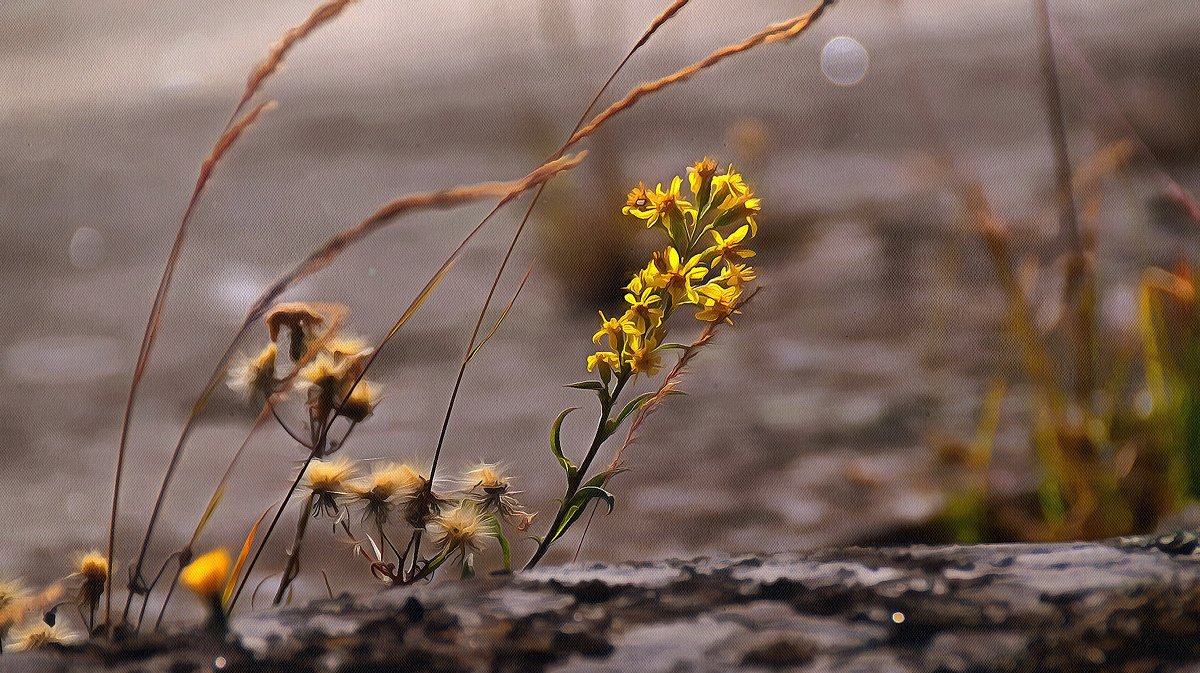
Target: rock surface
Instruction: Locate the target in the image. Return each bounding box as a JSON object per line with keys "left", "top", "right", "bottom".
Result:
{"left": 11, "top": 536, "right": 1200, "bottom": 672}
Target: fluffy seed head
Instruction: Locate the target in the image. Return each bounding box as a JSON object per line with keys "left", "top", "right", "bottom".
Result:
{"left": 75, "top": 551, "right": 108, "bottom": 609}
{"left": 433, "top": 503, "right": 490, "bottom": 551}
{"left": 8, "top": 623, "right": 76, "bottom": 651}
{"left": 227, "top": 343, "right": 278, "bottom": 402}
{"left": 340, "top": 380, "right": 381, "bottom": 422}
{"left": 307, "top": 457, "right": 356, "bottom": 494}
{"left": 466, "top": 463, "right": 508, "bottom": 491}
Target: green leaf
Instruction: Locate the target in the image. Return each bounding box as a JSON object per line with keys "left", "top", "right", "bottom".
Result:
{"left": 607, "top": 392, "right": 658, "bottom": 437}
{"left": 552, "top": 486, "right": 617, "bottom": 540}
{"left": 461, "top": 553, "right": 476, "bottom": 579}
{"left": 551, "top": 407, "right": 579, "bottom": 475}
{"left": 483, "top": 512, "right": 511, "bottom": 572}
{"left": 565, "top": 380, "right": 605, "bottom": 390}
{"left": 656, "top": 343, "right": 692, "bottom": 351}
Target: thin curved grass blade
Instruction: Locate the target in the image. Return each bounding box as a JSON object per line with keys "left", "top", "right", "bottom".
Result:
{"left": 223, "top": 507, "right": 271, "bottom": 606}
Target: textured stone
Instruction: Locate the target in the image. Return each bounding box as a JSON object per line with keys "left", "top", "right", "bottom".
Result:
{"left": 9, "top": 539, "right": 1200, "bottom": 672}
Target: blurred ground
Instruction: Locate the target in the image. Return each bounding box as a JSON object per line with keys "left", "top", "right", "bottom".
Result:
{"left": 0, "top": 0, "right": 1198, "bottom": 611}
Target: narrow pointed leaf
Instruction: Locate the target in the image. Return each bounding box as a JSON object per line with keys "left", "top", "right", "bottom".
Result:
{"left": 551, "top": 407, "right": 578, "bottom": 474}
{"left": 223, "top": 507, "right": 270, "bottom": 606}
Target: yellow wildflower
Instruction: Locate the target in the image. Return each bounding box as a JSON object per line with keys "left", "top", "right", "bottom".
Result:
{"left": 695, "top": 283, "right": 743, "bottom": 324}
{"left": 711, "top": 165, "right": 749, "bottom": 207}
{"left": 709, "top": 224, "right": 756, "bottom": 265}
{"left": 716, "top": 191, "right": 762, "bottom": 236}
{"left": 622, "top": 181, "right": 655, "bottom": 220}
{"left": 719, "top": 262, "right": 757, "bottom": 287}
{"left": 592, "top": 310, "right": 639, "bottom": 349}
{"left": 587, "top": 350, "right": 621, "bottom": 375}
{"left": 687, "top": 156, "right": 719, "bottom": 199}
{"left": 626, "top": 336, "right": 663, "bottom": 377}
{"left": 622, "top": 285, "right": 664, "bottom": 331}
{"left": 649, "top": 247, "right": 708, "bottom": 305}
{"left": 180, "top": 549, "right": 231, "bottom": 601}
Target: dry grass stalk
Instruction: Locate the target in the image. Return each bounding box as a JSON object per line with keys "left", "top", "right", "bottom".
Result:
{"left": 233, "top": 0, "right": 356, "bottom": 120}
{"left": 108, "top": 0, "right": 357, "bottom": 630}
{"left": 105, "top": 98, "right": 276, "bottom": 630}
{"left": 566, "top": 0, "right": 836, "bottom": 149}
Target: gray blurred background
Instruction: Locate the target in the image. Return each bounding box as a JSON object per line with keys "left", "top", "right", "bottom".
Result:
{"left": 1, "top": 0, "right": 1198, "bottom": 606}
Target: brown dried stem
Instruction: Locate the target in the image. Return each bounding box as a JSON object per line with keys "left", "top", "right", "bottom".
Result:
{"left": 107, "top": 0, "right": 356, "bottom": 632}
{"left": 565, "top": 0, "right": 837, "bottom": 150}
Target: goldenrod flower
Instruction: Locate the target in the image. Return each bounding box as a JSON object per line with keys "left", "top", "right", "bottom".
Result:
{"left": 340, "top": 380, "right": 381, "bottom": 423}
{"left": 265, "top": 302, "right": 326, "bottom": 361}
{"left": 708, "top": 224, "right": 756, "bottom": 265}
{"left": 306, "top": 457, "right": 356, "bottom": 518}
{"left": 718, "top": 262, "right": 757, "bottom": 287}
{"left": 180, "top": 549, "right": 231, "bottom": 601}
{"left": 432, "top": 503, "right": 491, "bottom": 552}
{"left": 8, "top": 623, "right": 76, "bottom": 652}
{"left": 711, "top": 165, "right": 749, "bottom": 207}
{"left": 687, "top": 156, "right": 719, "bottom": 199}
{"left": 648, "top": 247, "right": 708, "bottom": 305}
{"left": 622, "top": 182, "right": 655, "bottom": 220}
{"left": 648, "top": 176, "right": 695, "bottom": 245}
{"left": 622, "top": 285, "right": 664, "bottom": 331}
{"left": 626, "top": 336, "right": 663, "bottom": 377}
{"left": 716, "top": 192, "right": 762, "bottom": 236}
{"left": 592, "top": 311, "right": 639, "bottom": 349}
{"left": 649, "top": 176, "right": 694, "bottom": 219}
{"left": 695, "top": 283, "right": 743, "bottom": 324}
{"left": 227, "top": 342, "right": 278, "bottom": 402}
{"left": 587, "top": 350, "right": 621, "bottom": 376}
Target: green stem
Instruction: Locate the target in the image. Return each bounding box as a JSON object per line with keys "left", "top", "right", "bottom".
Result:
{"left": 524, "top": 375, "right": 628, "bottom": 570}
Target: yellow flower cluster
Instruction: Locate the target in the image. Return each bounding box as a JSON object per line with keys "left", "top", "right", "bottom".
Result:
{"left": 590, "top": 158, "right": 759, "bottom": 378}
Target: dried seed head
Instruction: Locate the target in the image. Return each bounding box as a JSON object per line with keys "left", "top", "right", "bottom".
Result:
{"left": 8, "top": 623, "right": 76, "bottom": 651}
{"left": 227, "top": 343, "right": 278, "bottom": 402}
{"left": 465, "top": 463, "right": 508, "bottom": 492}
{"left": 349, "top": 462, "right": 421, "bottom": 525}
{"left": 351, "top": 463, "right": 423, "bottom": 502}
{"left": 306, "top": 457, "right": 356, "bottom": 518}
{"left": 180, "top": 549, "right": 231, "bottom": 600}
{"left": 0, "top": 580, "right": 28, "bottom": 639}
{"left": 265, "top": 302, "right": 326, "bottom": 360}
{"left": 432, "top": 503, "right": 490, "bottom": 552}
{"left": 340, "top": 381, "right": 380, "bottom": 423}
{"left": 264, "top": 302, "right": 326, "bottom": 341}
{"left": 307, "top": 457, "right": 355, "bottom": 494}
{"left": 325, "top": 335, "right": 373, "bottom": 361}
{"left": 74, "top": 551, "right": 108, "bottom": 610}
